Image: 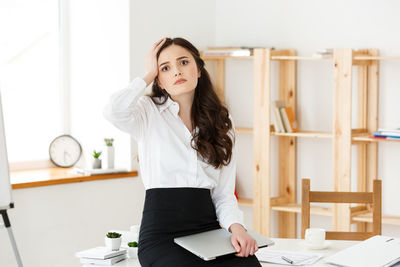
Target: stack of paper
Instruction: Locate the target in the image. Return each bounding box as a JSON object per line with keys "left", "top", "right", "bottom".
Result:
{"left": 312, "top": 49, "right": 333, "bottom": 58}
{"left": 255, "top": 249, "right": 322, "bottom": 266}
{"left": 69, "top": 168, "right": 129, "bottom": 175}
{"left": 76, "top": 247, "right": 127, "bottom": 266}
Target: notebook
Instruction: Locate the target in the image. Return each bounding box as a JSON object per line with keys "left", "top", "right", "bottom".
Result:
{"left": 255, "top": 249, "right": 322, "bottom": 265}
{"left": 80, "top": 254, "right": 126, "bottom": 266}
{"left": 75, "top": 247, "right": 127, "bottom": 260}
{"left": 174, "top": 228, "right": 274, "bottom": 261}
{"left": 324, "top": 235, "right": 400, "bottom": 267}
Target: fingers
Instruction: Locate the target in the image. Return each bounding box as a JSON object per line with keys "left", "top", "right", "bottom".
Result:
{"left": 145, "top": 38, "right": 167, "bottom": 78}
{"left": 236, "top": 239, "right": 247, "bottom": 257}
{"left": 250, "top": 241, "right": 258, "bottom": 256}
{"left": 245, "top": 241, "right": 251, "bottom": 257}
{"left": 231, "top": 237, "right": 241, "bottom": 256}
{"left": 153, "top": 37, "right": 167, "bottom": 52}
{"left": 152, "top": 37, "right": 165, "bottom": 48}
{"left": 235, "top": 238, "right": 257, "bottom": 257}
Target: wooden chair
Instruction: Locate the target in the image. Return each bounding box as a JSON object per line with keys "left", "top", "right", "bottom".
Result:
{"left": 301, "top": 178, "right": 381, "bottom": 241}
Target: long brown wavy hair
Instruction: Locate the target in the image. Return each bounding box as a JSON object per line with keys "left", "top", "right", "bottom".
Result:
{"left": 149, "top": 37, "right": 234, "bottom": 169}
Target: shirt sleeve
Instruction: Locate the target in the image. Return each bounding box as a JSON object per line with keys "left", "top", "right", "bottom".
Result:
{"left": 211, "top": 114, "right": 245, "bottom": 232}
{"left": 103, "top": 77, "right": 149, "bottom": 141}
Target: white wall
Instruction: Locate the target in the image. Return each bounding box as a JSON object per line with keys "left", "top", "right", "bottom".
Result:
{"left": 216, "top": 0, "right": 400, "bottom": 237}
{"left": 0, "top": 177, "right": 145, "bottom": 267}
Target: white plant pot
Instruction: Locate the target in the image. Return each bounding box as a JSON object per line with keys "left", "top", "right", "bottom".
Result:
{"left": 127, "top": 247, "right": 138, "bottom": 259}
{"left": 105, "top": 146, "right": 114, "bottom": 169}
{"left": 92, "top": 158, "right": 102, "bottom": 169}
{"left": 105, "top": 237, "right": 121, "bottom": 251}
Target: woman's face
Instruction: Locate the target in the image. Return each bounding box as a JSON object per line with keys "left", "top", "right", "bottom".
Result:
{"left": 157, "top": 44, "right": 200, "bottom": 98}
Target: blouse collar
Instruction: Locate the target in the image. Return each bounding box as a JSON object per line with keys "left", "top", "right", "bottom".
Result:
{"left": 158, "top": 96, "right": 179, "bottom": 117}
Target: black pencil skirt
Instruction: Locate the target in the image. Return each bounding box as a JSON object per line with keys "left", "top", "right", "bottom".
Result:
{"left": 137, "top": 187, "right": 261, "bottom": 267}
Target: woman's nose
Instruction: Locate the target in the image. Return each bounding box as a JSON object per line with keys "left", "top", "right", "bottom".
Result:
{"left": 173, "top": 66, "right": 182, "bottom": 76}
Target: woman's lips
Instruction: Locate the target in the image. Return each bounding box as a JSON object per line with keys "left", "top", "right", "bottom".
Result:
{"left": 174, "top": 79, "right": 187, "bottom": 85}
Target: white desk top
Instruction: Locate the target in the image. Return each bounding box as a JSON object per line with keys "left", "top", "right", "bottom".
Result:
{"left": 81, "top": 238, "right": 358, "bottom": 267}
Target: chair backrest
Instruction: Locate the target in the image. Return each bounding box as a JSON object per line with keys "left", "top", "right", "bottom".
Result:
{"left": 301, "top": 178, "right": 381, "bottom": 241}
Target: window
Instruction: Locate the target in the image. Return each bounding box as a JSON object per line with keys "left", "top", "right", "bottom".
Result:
{"left": 0, "top": 0, "right": 61, "bottom": 164}
{"left": 1, "top": 0, "right": 131, "bottom": 170}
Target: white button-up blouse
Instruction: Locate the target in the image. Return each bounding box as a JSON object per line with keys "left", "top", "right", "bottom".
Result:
{"left": 103, "top": 77, "right": 244, "bottom": 231}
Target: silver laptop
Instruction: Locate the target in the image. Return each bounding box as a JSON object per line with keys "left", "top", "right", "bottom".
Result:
{"left": 174, "top": 228, "right": 274, "bottom": 261}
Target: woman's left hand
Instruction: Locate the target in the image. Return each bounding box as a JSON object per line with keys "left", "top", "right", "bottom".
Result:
{"left": 229, "top": 223, "right": 258, "bottom": 257}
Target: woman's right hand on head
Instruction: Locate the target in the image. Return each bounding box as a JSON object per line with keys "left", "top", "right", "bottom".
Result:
{"left": 143, "top": 37, "right": 167, "bottom": 87}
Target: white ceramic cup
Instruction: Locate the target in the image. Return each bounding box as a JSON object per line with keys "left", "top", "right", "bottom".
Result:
{"left": 305, "top": 228, "right": 326, "bottom": 248}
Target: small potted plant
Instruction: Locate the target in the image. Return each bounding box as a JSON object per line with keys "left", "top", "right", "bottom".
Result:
{"left": 127, "top": 241, "right": 138, "bottom": 258}
{"left": 92, "top": 150, "right": 102, "bottom": 169}
{"left": 104, "top": 138, "right": 114, "bottom": 169}
{"left": 105, "top": 232, "right": 122, "bottom": 251}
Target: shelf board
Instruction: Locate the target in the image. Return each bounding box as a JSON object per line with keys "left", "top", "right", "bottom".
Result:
{"left": 235, "top": 129, "right": 400, "bottom": 143}
{"left": 235, "top": 127, "right": 253, "bottom": 134}
{"left": 272, "top": 131, "right": 332, "bottom": 138}
{"left": 237, "top": 198, "right": 253, "bottom": 206}
{"left": 235, "top": 128, "right": 334, "bottom": 138}
{"left": 352, "top": 133, "right": 400, "bottom": 143}
{"left": 353, "top": 56, "right": 400, "bottom": 60}
{"left": 353, "top": 212, "right": 400, "bottom": 226}
{"left": 271, "top": 203, "right": 332, "bottom": 216}
{"left": 271, "top": 56, "right": 332, "bottom": 61}
{"left": 201, "top": 55, "right": 254, "bottom": 60}
{"left": 202, "top": 54, "right": 400, "bottom": 61}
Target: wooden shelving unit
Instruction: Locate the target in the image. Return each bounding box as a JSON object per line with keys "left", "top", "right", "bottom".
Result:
{"left": 202, "top": 48, "right": 400, "bottom": 238}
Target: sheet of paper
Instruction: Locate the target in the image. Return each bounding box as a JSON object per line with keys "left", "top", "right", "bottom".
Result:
{"left": 255, "top": 248, "right": 323, "bottom": 266}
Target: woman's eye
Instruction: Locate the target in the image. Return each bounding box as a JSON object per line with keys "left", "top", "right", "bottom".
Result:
{"left": 161, "top": 66, "right": 169, "bottom": 71}
{"left": 181, "top": 60, "right": 188, "bottom": 65}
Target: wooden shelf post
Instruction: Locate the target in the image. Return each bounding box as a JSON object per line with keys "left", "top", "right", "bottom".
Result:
{"left": 333, "top": 48, "right": 353, "bottom": 231}
{"left": 216, "top": 59, "right": 226, "bottom": 103}
{"left": 277, "top": 50, "right": 297, "bottom": 238}
{"left": 253, "top": 48, "right": 272, "bottom": 236}
{"left": 356, "top": 49, "right": 379, "bottom": 232}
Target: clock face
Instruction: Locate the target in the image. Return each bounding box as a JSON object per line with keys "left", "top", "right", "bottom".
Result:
{"left": 49, "top": 135, "right": 82, "bottom": 167}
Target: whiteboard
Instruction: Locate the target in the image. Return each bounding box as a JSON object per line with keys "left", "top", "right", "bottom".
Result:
{"left": 0, "top": 89, "right": 12, "bottom": 209}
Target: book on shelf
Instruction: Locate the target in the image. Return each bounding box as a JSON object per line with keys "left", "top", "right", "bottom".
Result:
{"left": 202, "top": 49, "right": 252, "bottom": 57}
{"left": 79, "top": 254, "right": 126, "bottom": 266}
{"left": 280, "top": 106, "right": 299, "bottom": 133}
{"left": 279, "top": 108, "right": 291, "bottom": 133}
{"left": 272, "top": 101, "right": 298, "bottom": 133}
{"left": 312, "top": 48, "right": 333, "bottom": 58}
{"left": 272, "top": 100, "right": 286, "bottom": 133}
{"left": 75, "top": 247, "right": 127, "bottom": 260}
{"left": 206, "top": 46, "right": 257, "bottom": 50}
{"left": 202, "top": 46, "right": 274, "bottom": 57}
{"left": 376, "top": 128, "right": 400, "bottom": 137}
{"left": 373, "top": 131, "right": 400, "bottom": 139}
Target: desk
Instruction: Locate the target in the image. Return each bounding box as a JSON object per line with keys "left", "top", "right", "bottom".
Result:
{"left": 81, "top": 238, "right": 358, "bottom": 267}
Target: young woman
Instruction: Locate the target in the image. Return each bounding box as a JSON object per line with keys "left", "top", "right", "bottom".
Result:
{"left": 103, "top": 37, "right": 261, "bottom": 266}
